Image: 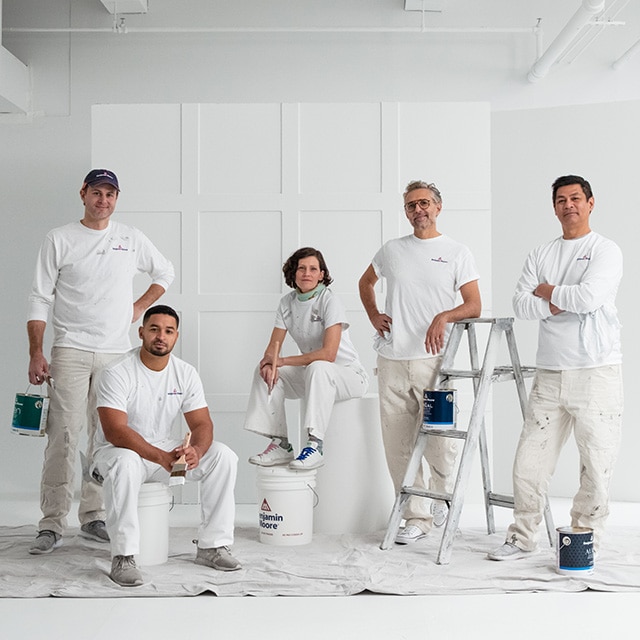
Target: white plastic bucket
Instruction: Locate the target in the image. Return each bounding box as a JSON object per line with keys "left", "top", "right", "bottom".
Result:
{"left": 136, "top": 482, "right": 171, "bottom": 566}
{"left": 256, "top": 467, "right": 317, "bottom": 546}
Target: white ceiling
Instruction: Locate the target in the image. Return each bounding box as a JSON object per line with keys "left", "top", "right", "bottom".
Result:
{"left": 2, "top": 1, "right": 639, "bottom": 112}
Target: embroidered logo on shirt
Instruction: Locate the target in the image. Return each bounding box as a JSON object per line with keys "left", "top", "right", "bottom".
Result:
{"left": 112, "top": 244, "right": 129, "bottom": 252}
{"left": 167, "top": 388, "right": 183, "bottom": 396}
{"left": 431, "top": 257, "right": 448, "bottom": 264}
{"left": 577, "top": 254, "right": 591, "bottom": 261}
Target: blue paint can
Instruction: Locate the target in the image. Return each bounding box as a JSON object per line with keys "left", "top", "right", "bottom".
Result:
{"left": 423, "top": 389, "right": 456, "bottom": 428}
{"left": 556, "top": 526, "right": 594, "bottom": 575}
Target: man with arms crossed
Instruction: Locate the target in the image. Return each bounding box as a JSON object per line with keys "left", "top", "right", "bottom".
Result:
{"left": 359, "top": 180, "right": 481, "bottom": 544}
{"left": 93, "top": 305, "right": 240, "bottom": 586}
{"left": 488, "top": 175, "right": 623, "bottom": 561}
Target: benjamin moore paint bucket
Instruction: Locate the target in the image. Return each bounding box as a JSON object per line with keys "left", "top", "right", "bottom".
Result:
{"left": 423, "top": 389, "right": 456, "bottom": 428}
{"left": 136, "top": 482, "right": 171, "bottom": 566}
{"left": 12, "top": 391, "right": 49, "bottom": 437}
{"left": 257, "top": 466, "right": 317, "bottom": 546}
{"left": 556, "top": 526, "right": 594, "bottom": 575}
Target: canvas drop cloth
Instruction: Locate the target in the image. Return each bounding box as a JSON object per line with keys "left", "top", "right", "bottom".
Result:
{"left": 1, "top": 524, "right": 639, "bottom": 598}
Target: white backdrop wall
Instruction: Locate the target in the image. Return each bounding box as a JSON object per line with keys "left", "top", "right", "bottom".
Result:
{"left": 91, "top": 101, "right": 491, "bottom": 503}
{"left": 1, "top": 0, "right": 639, "bottom": 513}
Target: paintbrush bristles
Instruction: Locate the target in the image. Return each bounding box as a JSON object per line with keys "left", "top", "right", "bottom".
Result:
{"left": 169, "top": 432, "right": 191, "bottom": 486}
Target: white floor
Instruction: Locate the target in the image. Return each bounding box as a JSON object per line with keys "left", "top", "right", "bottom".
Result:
{"left": 1, "top": 496, "right": 638, "bottom": 640}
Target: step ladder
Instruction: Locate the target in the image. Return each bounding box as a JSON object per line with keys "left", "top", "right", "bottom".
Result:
{"left": 380, "top": 317, "right": 555, "bottom": 565}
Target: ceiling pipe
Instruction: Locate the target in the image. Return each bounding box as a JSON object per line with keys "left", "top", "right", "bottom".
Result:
{"left": 613, "top": 37, "right": 640, "bottom": 69}
{"left": 527, "top": 0, "right": 605, "bottom": 83}
{"left": 4, "top": 24, "right": 537, "bottom": 36}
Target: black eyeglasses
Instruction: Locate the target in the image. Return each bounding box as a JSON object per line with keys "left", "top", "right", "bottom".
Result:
{"left": 404, "top": 199, "right": 431, "bottom": 213}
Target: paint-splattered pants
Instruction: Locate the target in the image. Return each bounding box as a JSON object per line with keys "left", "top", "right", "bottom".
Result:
{"left": 39, "top": 347, "right": 120, "bottom": 534}
{"left": 377, "top": 355, "right": 460, "bottom": 534}
{"left": 507, "top": 364, "right": 623, "bottom": 551}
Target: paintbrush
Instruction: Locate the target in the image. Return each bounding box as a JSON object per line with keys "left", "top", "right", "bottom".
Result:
{"left": 169, "top": 432, "right": 191, "bottom": 486}
{"left": 267, "top": 340, "right": 281, "bottom": 401}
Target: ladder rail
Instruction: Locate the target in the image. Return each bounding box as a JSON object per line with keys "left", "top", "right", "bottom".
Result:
{"left": 436, "top": 321, "right": 504, "bottom": 564}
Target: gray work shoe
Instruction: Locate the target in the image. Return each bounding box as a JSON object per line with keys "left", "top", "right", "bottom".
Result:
{"left": 487, "top": 542, "right": 534, "bottom": 561}
{"left": 195, "top": 545, "right": 242, "bottom": 571}
{"left": 80, "top": 520, "right": 110, "bottom": 543}
{"left": 29, "top": 530, "right": 62, "bottom": 555}
{"left": 110, "top": 555, "right": 144, "bottom": 587}
{"left": 430, "top": 500, "right": 449, "bottom": 528}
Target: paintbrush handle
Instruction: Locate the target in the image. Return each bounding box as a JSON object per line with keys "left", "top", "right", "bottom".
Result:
{"left": 267, "top": 341, "right": 281, "bottom": 393}
{"left": 175, "top": 432, "right": 191, "bottom": 464}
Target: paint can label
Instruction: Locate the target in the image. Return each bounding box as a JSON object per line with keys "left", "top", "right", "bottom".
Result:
{"left": 423, "top": 389, "right": 456, "bottom": 428}
{"left": 556, "top": 526, "right": 594, "bottom": 575}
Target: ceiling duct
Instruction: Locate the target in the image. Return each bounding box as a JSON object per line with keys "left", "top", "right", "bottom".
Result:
{"left": 98, "top": 0, "right": 148, "bottom": 14}
{"left": 0, "top": 0, "right": 30, "bottom": 113}
{"left": 527, "top": 0, "right": 607, "bottom": 82}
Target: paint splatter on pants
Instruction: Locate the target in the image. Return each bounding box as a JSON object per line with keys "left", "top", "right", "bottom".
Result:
{"left": 376, "top": 355, "right": 459, "bottom": 534}
{"left": 507, "top": 364, "right": 623, "bottom": 551}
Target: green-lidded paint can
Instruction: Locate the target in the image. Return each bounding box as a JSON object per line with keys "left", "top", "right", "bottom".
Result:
{"left": 12, "top": 392, "right": 49, "bottom": 437}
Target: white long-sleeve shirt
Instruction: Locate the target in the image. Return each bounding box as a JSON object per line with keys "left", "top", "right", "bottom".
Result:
{"left": 28, "top": 220, "right": 175, "bottom": 353}
{"left": 513, "top": 231, "right": 622, "bottom": 370}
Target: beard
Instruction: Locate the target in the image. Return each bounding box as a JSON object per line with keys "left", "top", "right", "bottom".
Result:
{"left": 144, "top": 341, "right": 173, "bottom": 357}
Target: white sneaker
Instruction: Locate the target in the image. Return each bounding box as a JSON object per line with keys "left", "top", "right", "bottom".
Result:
{"left": 248, "top": 440, "right": 294, "bottom": 466}
{"left": 487, "top": 542, "right": 533, "bottom": 561}
{"left": 289, "top": 443, "right": 324, "bottom": 469}
{"left": 395, "top": 524, "right": 427, "bottom": 545}
{"left": 430, "top": 500, "right": 448, "bottom": 527}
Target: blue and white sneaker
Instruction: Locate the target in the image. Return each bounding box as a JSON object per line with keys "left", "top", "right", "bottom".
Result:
{"left": 289, "top": 442, "right": 324, "bottom": 469}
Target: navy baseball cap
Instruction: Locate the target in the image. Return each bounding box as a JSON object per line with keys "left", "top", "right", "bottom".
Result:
{"left": 82, "top": 169, "right": 120, "bottom": 191}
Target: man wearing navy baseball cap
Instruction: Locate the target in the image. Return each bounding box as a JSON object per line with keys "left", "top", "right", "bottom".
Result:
{"left": 26, "top": 169, "right": 175, "bottom": 555}
{"left": 82, "top": 168, "right": 120, "bottom": 192}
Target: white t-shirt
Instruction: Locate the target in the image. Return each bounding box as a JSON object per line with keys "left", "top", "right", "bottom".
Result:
{"left": 28, "top": 220, "right": 175, "bottom": 353}
{"left": 274, "top": 287, "right": 363, "bottom": 368}
{"left": 371, "top": 234, "right": 480, "bottom": 360}
{"left": 94, "top": 348, "right": 207, "bottom": 451}
{"left": 513, "top": 231, "right": 622, "bottom": 370}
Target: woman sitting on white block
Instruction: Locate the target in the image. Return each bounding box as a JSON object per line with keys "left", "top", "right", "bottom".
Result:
{"left": 244, "top": 247, "right": 368, "bottom": 470}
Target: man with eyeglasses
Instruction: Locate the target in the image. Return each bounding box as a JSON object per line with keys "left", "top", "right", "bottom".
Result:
{"left": 359, "top": 180, "right": 481, "bottom": 544}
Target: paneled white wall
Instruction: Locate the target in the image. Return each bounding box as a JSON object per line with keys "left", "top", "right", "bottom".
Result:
{"left": 92, "top": 102, "right": 491, "bottom": 503}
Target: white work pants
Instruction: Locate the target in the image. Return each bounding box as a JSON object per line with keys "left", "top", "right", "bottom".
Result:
{"left": 376, "top": 355, "right": 460, "bottom": 533}
{"left": 243, "top": 361, "right": 368, "bottom": 441}
{"left": 93, "top": 440, "right": 238, "bottom": 557}
{"left": 39, "top": 347, "right": 120, "bottom": 534}
{"left": 507, "top": 365, "right": 623, "bottom": 551}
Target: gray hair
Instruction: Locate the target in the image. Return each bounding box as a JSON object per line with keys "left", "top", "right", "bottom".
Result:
{"left": 403, "top": 180, "right": 442, "bottom": 205}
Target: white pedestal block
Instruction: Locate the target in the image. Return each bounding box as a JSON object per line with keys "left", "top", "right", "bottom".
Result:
{"left": 313, "top": 395, "right": 395, "bottom": 534}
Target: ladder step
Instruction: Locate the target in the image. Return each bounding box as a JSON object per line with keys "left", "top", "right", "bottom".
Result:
{"left": 402, "top": 487, "right": 452, "bottom": 502}
{"left": 419, "top": 427, "right": 468, "bottom": 439}
{"left": 440, "top": 366, "right": 536, "bottom": 381}
{"left": 487, "top": 492, "right": 515, "bottom": 508}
